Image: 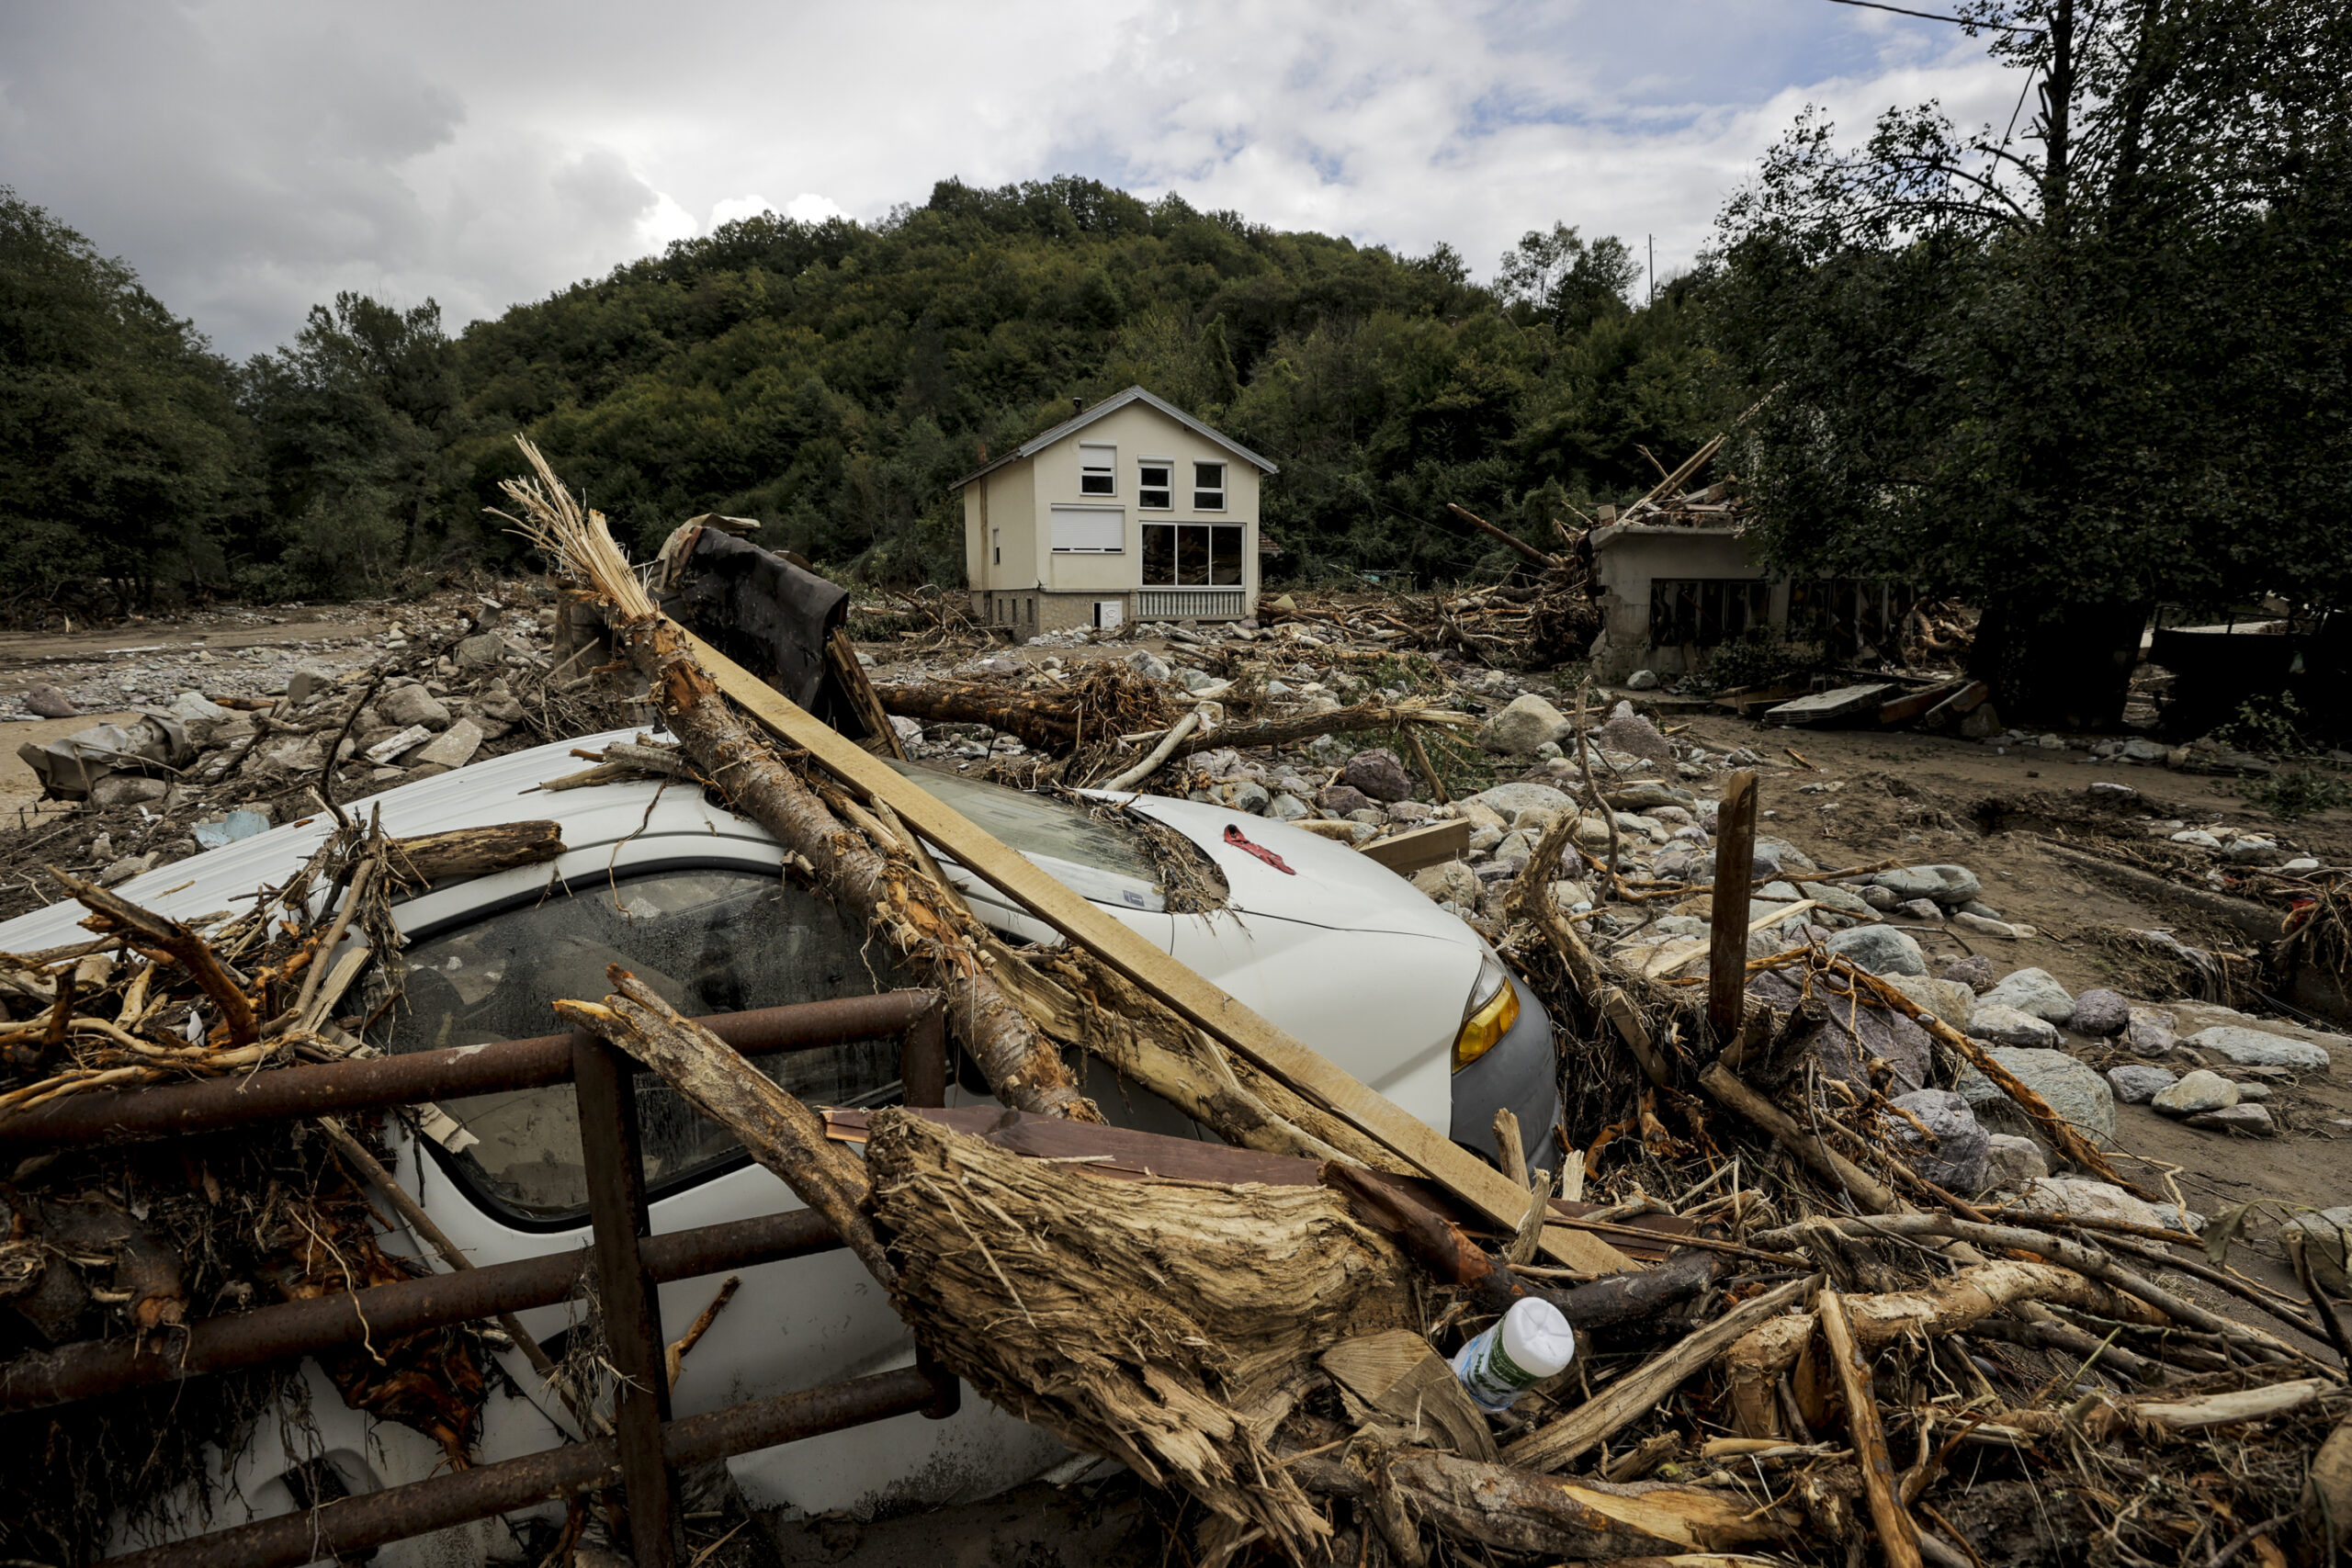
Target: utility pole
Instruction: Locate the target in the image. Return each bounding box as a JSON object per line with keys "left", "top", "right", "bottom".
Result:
{"left": 1647, "top": 234, "right": 1655, "bottom": 306}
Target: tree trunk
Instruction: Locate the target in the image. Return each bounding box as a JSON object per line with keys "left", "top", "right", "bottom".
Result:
{"left": 1968, "top": 594, "right": 2146, "bottom": 729}
{"left": 631, "top": 618, "right": 1100, "bottom": 1121}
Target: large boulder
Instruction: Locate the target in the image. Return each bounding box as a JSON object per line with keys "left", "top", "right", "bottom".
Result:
{"left": 1480, "top": 695, "right": 1573, "bottom": 757}
{"left": 378, "top": 683, "right": 452, "bottom": 732}
{"left": 2152, "top": 1069, "right": 2239, "bottom": 1115}
{"left": 1888, "top": 1089, "right": 1990, "bottom": 1192}
{"left": 1823, "top": 925, "right": 1927, "bottom": 977}
{"left": 1983, "top": 1134, "right": 2049, "bottom": 1190}
{"left": 2015, "top": 1176, "right": 2165, "bottom": 1229}
{"left": 1341, "top": 748, "right": 1415, "bottom": 802}
{"left": 1411, "top": 862, "right": 1480, "bottom": 907}
{"left": 1954, "top": 1046, "right": 2116, "bottom": 1146}
{"left": 1599, "top": 702, "right": 1673, "bottom": 765}
{"left": 2186, "top": 1025, "right": 2331, "bottom": 1069}
{"left": 2071, "top": 988, "right": 2131, "bottom": 1038}
{"left": 2104, "top": 1064, "right": 2176, "bottom": 1104}
{"left": 1871, "top": 864, "right": 1983, "bottom": 906}
{"left": 1977, "top": 968, "right": 2075, "bottom": 1026}
{"left": 1885, "top": 972, "right": 1974, "bottom": 1031}
{"left": 1603, "top": 781, "right": 1695, "bottom": 812}
{"left": 1317, "top": 784, "right": 1375, "bottom": 816}
{"left": 1964, "top": 1004, "right": 2062, "bottom": 1050}
{"left": 1748, "top": 970, "right": 1930, "bottom": 1094}
{"left": 1467, "top": 783, "right": 1574, "bottom": 820}
{"left": 1941, "top": 954, "right": 1996, "bottom": 993}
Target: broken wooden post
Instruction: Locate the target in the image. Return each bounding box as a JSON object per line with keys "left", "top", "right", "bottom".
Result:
{"left": 1707, "top": 770, "right": 1758, "bottom": 1043}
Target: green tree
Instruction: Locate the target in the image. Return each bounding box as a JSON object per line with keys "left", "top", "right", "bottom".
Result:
{"left": 1497, "top": 223, "right": 1642, "bottom": 332}
{"left": 243, "top": 293, "right": 467, "bottom": 592}
{"left": 0, "top": 189, "right": 250, "bottom": 609}
{"left": 1713, "top": 0, "right": 2352, "bottom": 724}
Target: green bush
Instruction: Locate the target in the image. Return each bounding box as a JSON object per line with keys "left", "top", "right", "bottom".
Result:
{"left": 2244, "top": 766, "right": 2349, "bottom": 820}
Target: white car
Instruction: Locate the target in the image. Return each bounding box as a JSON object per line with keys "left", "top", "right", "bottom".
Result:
{"left": 5, "top": 727, "right": 1556, "bottom": 1561}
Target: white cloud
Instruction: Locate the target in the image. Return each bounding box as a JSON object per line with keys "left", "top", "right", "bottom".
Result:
{"left": 0, "top": 0, "right": 2024, "bottom": 356}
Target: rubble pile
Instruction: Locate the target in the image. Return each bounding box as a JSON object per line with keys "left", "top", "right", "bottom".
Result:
{"left": 0, "top": 586, "right": 634, "bottom": 915}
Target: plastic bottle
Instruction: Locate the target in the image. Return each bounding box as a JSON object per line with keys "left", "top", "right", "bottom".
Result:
{"left": 1449, "top": 1297, "right": 1577, "bottom": 1413}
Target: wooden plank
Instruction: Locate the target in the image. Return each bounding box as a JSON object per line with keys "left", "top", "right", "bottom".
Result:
{"left": 1360, "top": 818, "right": 1472, "bottom": 874}
{"left": 1761, "top": 682, "right": 1900, "bottom": 727}
{"left": 681, "top": 629, "right": 1634, "bottom": 1275}
{"left": 1707, "top": 773, "right": 1757, "bottom": 1037}
{"left": 1875, "top": 676, "right": 1972, "bottom": 728}
{"left": 1917, "top": 679, "right": 1991, "bottom": 733}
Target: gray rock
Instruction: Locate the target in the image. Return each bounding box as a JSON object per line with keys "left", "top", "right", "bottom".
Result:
{"left": 1823, "top": 924, "right": 1927, "bottom": 976}
{"left": 1886, "top": 972, "right": 1975, "bottom": 1031}
{"left": 1753, "top": 837, "right": 1818, "bottom": 874}
{"left": 24, "top": 682, "right": 77, "bottom": 718}
{"left": 1953, "top": 1047, "right": 2115, "bottom": 1145}
{"left": 1317, "top": 784, "right": 1375, "bottom": 816}
{"left": 1872, "top": 864, "right": 1983, "bottom": 905}
{"left": 1978, "top": 968, "right": 2075, "bottom": 1026}
{"left": 1551, "top": 880, "right": 1594, "bottom": 909}
{"left": 1941, "top": 954, "right": 1996, "bottom": 992}
{"left": 1600, "top": 703, "right": 1673, "bottom": 765}
{"left": 1954, "top": 912, "right": 2033, "bottom": 939}
{"left": 1467, "top": 783, "right": 1574, "bottom": 820}
{"left": 2186, "top": 1025, "right": 2330, "bottom": 1069}
{"left": 2071, "top": 989, "right": 2131, "bottom": 1038}
{"left": 1958, "top": 899, "right": 2004, "bottom": 920}
{"left": 1456, "top": 801, "right": 1507, "bottom": 831}
{"left": 378, "top": 683, "right": 452, "bottom": 732}
{"left": 2187, "top": 1103, "right": 2277, "bottom": 1135}
{"left": 1269, "top": 793, "right": 1312, "bottom": 822}
{"left": 453, "top": 633, "right": 510, "bottom": 671}
{"left": 1480, "top": 694, "right": 1573, "bottom": 757}
{"left": 1860, "top": 884, "right": 1899, "bottom": 910}
{"left": 1897, "top": 898, "right": 1944, "bottom": 922}
{"left": 2150, "top": 1202, "right": 2206, "bottom": 1235}
{"left": 2105, "top": 1064, "right": 2177, "bottom": 1104}
{"left": 89, "top": 773, "right": 169, "bottom": 808}
{"left": 1758, "top": 880, "right": 1804, "bottom": 902}
{"left": 407, "top": 717, "right": 484, "bottom": 773}
{"left": 1212, "top": 781, "right": 1272, "bottom": 815}
{"left": 1888, "top": 1089, "right": 1990, "bottom": 1191}
{"left": 1603, "top": 781, "right": 1696, "bottom": 812}
{"left": 1342, "top": 748, "right": 1415, "bottom": 803}
{"left": 97, "top": 852, "right": 156, "bottom": 887}
{"left": 1746, "top": 968, "right": 1929, "bottom": 1094}
{"left": 1800, "top": 881, "right": 1876, "bottom": 918}
{"left": 1494, "top": 829, "right": 1539, "bottom": 863}
{"left": 1625, "top": 670, "right": 1660, "bottom": 691}
{"left": 1965, "top": 1004, "right": 2063, "bottom": 1050}
{"left": 2153, "top": 1069, "right": 2239, "bottom": 1115}
{"left": 1983, "top": 1134, "right": 2049, "bottom": 1190}
{"left": 1387, "top": 800, "right": 1435, "bottom": 824}
{"left": 2127, "top": 1007, "right": 2179, "bottom": 1056}
{"left": 1126, "top": 651, "right": 1170, "bottom": 682}
{"left": 2233, "top": 1080, "right": 2274, "bottom": 1100}
{"left": 283, "top": 663, "right": 338, "bottom": 705}
{"left": 2284, "top": 1209, "right": 2352, "bottom": 1292}
{"left": 2016, "top": 1176, "right": 2165, "bottom": 1228}
{"left": 1411, "top": 863, "right": 1483, "bottom": 924}
{"left": 1467, "top": 824, "right": 1504, "bottom": 852}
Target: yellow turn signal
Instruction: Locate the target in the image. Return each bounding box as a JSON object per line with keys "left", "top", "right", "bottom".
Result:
{"left": 1452, "top": 980, "right": 1520, "bottom": 1071}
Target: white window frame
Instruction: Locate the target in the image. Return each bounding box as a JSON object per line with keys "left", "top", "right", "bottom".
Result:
{"left": 1136, "top": 457, "right": 1174, "bottom": 511}
{"left": 1193, "top": 460, "right": 1227, "bottom": 512}
{"left": 1079, "top": 443, "right": 1117, "bottom": 497}
{"left": 1050, "top": 503, "right": 1125, "bottom": 553}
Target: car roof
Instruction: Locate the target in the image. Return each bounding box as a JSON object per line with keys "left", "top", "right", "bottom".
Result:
{"left": 0, "top": 728, "right": 1479, "bottom": 957}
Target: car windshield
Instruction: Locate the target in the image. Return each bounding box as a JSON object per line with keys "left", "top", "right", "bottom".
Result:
{"left": 377, "top": 867, "right": 912, "bottom": 1222}
{"left": 884, "top": 761, "right": 1163, "bottom": 905}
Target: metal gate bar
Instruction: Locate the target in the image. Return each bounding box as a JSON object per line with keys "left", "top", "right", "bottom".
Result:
{"left": 0, "top": 988, "right": 957, "bottom": 1568}
{"left": 0, "top": 990, "right": 938, "bottom": 1148}
{"left": 105, "top": 1365, "right": 944, "bottom": 1568}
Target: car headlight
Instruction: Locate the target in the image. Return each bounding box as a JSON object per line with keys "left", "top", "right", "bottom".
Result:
{"left": 1453, "top": 953, "right": 1521, "bottom": 1072}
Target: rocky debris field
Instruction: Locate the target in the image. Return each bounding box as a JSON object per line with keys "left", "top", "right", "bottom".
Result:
{"left": 0, "top": 582, "right": 630, "bottom": 917}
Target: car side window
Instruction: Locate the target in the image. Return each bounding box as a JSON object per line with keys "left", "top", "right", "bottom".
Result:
{"left": 378, "top": 867, "right": 911, "bottom": 1223}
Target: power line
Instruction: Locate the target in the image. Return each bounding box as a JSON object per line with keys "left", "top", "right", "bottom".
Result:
{"left": 1824, "top": 0, "right": 2044, "bottom": 33}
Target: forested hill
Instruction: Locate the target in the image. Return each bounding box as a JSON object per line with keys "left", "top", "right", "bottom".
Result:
{"left": 453, "top": 177, "right": 1724, "bottom": 586}
{"left": 3, "top": 175, "right": 1728, "bottom": 608}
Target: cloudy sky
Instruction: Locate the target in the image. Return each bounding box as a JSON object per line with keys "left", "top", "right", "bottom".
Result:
{"left": 0, "top": 0, "right": 2022, "bottom": 360}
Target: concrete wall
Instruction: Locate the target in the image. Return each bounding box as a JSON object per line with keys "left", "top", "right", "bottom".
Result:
{"left": 962, "top": 400, "right": 1262, "bottom": 621}
{"left": 1589, "top": 523, "right": 1780, "bottom": 681}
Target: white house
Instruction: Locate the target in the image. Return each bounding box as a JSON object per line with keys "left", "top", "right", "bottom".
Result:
{"left": 956, "top": 387, "right": 1278, "bottom": 633}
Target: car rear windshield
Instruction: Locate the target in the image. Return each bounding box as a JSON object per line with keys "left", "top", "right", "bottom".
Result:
{"left": 378, "top": 867, "right": 912, "bottom": 1223}
{"left": 884, "top": 761, "right": 1157, "bottom": 885}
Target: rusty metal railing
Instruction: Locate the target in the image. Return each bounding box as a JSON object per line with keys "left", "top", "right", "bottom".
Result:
{"left": 0, "top": 989, "right": 955, "bottom": 1568}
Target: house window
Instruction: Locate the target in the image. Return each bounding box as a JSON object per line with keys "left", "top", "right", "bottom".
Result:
{"left": 991, "top": 527, "right": 1000, "bottom": 566}
{"left": 1193, "top": 461, "right": 1226, "bottom": 511}
{"left": 1648, "top": 579, "right": 1771, "bottom": 648}
{"left": 1143, "top": 524, "right": 1243, "bottom": 586}
{"left": 1050, "top": 504, "right": 1123, "bottom": 552}
{"left": 1080, "top": 443, "right": 1116, "bottom": 497}
{"left": 1138, "top": 459, "right": 1173, "bottom": 510}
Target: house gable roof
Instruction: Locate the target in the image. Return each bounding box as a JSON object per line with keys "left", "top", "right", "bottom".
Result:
{"left": 951, "top": 386, "right": 1277, "bottom": 490}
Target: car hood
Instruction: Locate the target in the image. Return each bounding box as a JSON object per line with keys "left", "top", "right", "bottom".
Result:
{"left": 1101, "top": 789, "right": 1483, "bottom": 948}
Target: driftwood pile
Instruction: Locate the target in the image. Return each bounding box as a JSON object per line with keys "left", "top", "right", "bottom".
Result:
{"left": 482, "top": 442, "right": 2352, "bottom": 1565}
